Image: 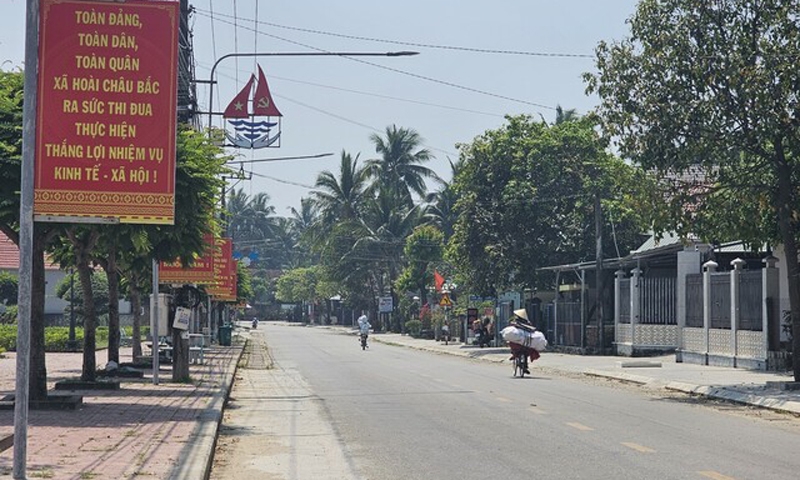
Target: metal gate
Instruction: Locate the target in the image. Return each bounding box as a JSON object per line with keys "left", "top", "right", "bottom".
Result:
{"left": 739, "top": 270, "right": 763, "bottom": 331}
{"left": 710, "top": 273, "right": 731, "bottom": 329}
{"left": 555, "top": 301, "right": 583, "bottom": 347}
{"left": 686, "top": 274, "right": 703, "bottom": 327}
{"left": 619, "top": 278, "right": 630, "bottom": 324}
{"left": 640, "top": 277, "right": 676, "bottom": 325}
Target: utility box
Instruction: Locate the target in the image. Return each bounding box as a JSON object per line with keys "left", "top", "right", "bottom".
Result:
{"left": 149, "top": 293, "right": 170, "bottom": 338}
{"left": 218, "top": 324, "right": 232, "bottom": 346}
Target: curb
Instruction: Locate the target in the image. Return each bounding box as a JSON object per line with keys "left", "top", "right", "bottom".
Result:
{"left": 665, "top": 382, "right": 800, "bottom": 416}
{"left": 583, "top": 369, "right": 653, "bottom": 386}
{"left": 169, "top": 341, "right": 247, "bottom": 480}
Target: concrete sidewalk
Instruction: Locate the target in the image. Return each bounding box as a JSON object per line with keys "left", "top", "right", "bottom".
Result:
{"left": 0, "top": 328, "right": 247, "bottom": 479}
{"left": 352, "top": 329, "right": 800, "bottom": 416}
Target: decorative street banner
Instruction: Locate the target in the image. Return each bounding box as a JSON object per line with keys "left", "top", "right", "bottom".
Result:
{"left": 223, "top": 64, "right": 282, "bottom": 149}
{"left": 158, "top": 234, "right": 217, "bottom": 285}
{"left": 35, "top": 0, "right": 180, "bottom": 224}
{"left": 207, "top": 237, "right": 237, "bottom": 302}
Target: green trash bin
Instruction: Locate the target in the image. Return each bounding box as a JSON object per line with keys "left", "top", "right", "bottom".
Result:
{"left": 218, "top": 325, "right": 232, "bottom": 346}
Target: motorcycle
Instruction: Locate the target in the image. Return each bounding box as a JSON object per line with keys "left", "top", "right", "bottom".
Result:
{"left": 441, "top": 324, "right": 451, "bottom": 345}
{"left": 360, "top": 333, "right": 369, "bottom": 350}
{"left": 473, "top": 327, "right": 492, "bottom": 348}
{"left": 251, "top": 318, "right": 258, "bottom": 329}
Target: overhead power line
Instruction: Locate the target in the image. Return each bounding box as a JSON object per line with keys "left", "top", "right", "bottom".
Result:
{"left": 194, "top": 9, "right": 594, "bottom": 59}
{"left": 193, "top": 10, "right": 557, "bottom": 112}
{"left": 197, "top": 65, "right": 460, "bottom": 157}
{"left": 226, "top": 152, "right": 335, "bottom": 165}
{"left": 249, "top": 171, "right": 315, "bottom": 189}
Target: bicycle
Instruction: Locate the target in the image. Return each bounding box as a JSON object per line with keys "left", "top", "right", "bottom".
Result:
{"left": 441, "top": 324, "right": 451, "bottom": 345}
{"left": 360, "top": 333, "right": 368, "bottom": 350}
{"left": 513, "top": 352, "right": 528, "bottom": 378}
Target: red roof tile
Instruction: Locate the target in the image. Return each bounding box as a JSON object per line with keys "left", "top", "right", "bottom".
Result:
{"left": 0, "top": 231, "right": 60, "bottom": 270}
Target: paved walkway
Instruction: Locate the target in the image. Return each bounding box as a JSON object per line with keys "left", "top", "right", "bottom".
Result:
{"left": 360, "top": 329, "right": 800, "bottom": 415}
{"left": 0, "top": 328, "right": 246, "bottom": 480}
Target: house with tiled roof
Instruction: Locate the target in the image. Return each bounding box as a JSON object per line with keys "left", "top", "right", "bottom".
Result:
{"left": 0, "top": 231, "right": 69, "bottom": 317}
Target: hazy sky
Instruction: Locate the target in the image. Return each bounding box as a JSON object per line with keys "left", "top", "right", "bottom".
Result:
{"left": 1, "top": 0, "right": 639, "bottom": 215}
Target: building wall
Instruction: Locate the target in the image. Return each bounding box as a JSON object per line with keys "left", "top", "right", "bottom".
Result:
{"left": 4, "top": 267, "right": 131, "bottom": 317}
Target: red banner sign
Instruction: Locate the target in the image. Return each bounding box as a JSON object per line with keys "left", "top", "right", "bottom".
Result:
{"left": 207, "top": 237, "right": 237, "bottom": 302}
{"left": 159, "top": 234, "right": 216, "bottom": 285}
{"left": 35, "top": 0, "right": 179, "bottom": 224}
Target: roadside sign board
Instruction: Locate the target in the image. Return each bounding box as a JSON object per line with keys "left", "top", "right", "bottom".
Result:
{"left": 439, "top": 293, "right": 452, "bottom": 307}
{"left": 35, "top": 0, "right": 179, "bottom": 224}
{"left": 173, "top": 306, "right": 191, "bottom": 330}
{"left": 207, "top": 237, "right": 237, "bottom": 302}
{"left": 159, "top": 234, "right": 216, "bottom": 284}
{"left": 378, "top": 296, "right": 393, "bottom": 313}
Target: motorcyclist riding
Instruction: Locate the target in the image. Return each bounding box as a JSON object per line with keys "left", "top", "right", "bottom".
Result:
{"left": 357, "top": 312, "right": 371, "bottom": 349}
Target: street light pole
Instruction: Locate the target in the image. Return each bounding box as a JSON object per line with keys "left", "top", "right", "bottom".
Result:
{"left": 204, "top": 51, "right": 418, "bottom": 131}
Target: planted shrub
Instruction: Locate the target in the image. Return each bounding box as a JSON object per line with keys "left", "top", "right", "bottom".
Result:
{"left": 405, "top": 319, "right": 422, "bottom": 338}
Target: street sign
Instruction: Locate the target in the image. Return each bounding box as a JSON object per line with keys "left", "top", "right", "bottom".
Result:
{"left": 378, "top": 296, "right": 393, "bottom": 313}
{"left": 35, "top": 0, "right": 180, "bottom": 224}
{"left": 439, "top": 293, "right": 452, "bottom": 307}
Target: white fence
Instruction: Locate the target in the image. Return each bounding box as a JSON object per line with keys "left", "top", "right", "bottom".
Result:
{"left": 614, "top": 257, "right": 779, "bottom": 369}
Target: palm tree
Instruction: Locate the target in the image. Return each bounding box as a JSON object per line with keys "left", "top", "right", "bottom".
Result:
{"left": 554, "top": 105, "right": 579, "bottom": 124}
{"left": 269, "top": 217, "right": 301, "bottom": 269}
{"left": 289, "top": 197, "right": 320, "bottom": 266}
{"left": 226, "top": 189, "right": 278, "bottom": 269}
{"left": 366, "top": 125, "right": 440, "bottom": 205}
{"left": 423, "top": 157, "right": 462, "bottom": 240}
{"left": 227, "top": 189, "right": 276, "bottom": 243}
{"left": 311, "top": 150, "right": 369, "bottom": 227}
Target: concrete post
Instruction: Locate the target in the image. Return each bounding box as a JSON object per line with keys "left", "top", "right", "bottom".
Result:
{"left": 703, "top": 260, "right": 718, "bottom": 365}
{"left": 730, "top": 258, "right": 745, "bottom": 365}
{"left": 762, "top": 255, "right": 779, "bottom": 358}
{"left": 614, "top": 270, "right": 625, "bottom": 348}
{"left": 630, "top": 268, "right": 642, "bottom": 348}
{"left": 676, "top": 249, "right": 702, "bottom": 362}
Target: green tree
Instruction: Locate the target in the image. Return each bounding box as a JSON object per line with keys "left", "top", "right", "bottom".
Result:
{"left": 585, "top": 0, "right": 800, "bottom": 380}
{"left": 423, "top": 158, "right": 462, "bottom": 240}
{"left": 288, "top": 197, "right": 319, "bottom": 266}
{"left": 311, "top": 150, "right": 369, "bottom": 228}
{"left": 0, "top": 68, "right": 64, "bottom": 399}
{"left": 448, "top": 114, "right": 647, "bottom": 294}
{"left": 55, "top": 269, "right": 110, "bottom": 322}
{"left": 366, "top": 125, "right": 440, "bottom": 205}
{"left": 554, "top": 104, "right": 578, "bottom": 125}
{"left": 0, "top": 271, "right": 18, "bottom": 307}
{"left": 149, "top": 127, "right": 226, "bottom": 382}
{"left": 396, "top": 225, "right": 444, "bottom": 306}
{"left": 275, "top": 266, "right": 319, "bottom": 321}
{"left": 236, "top": 260, "right": 253, "bottom": 303}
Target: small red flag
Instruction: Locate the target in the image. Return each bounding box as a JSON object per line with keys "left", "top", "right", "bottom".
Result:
{"left": 434, "top": 270, "right": 445, "bottom": 292}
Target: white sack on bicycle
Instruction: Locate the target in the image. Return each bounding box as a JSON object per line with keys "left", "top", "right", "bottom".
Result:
{"left": 501, "top": 326, "right": 547, "bottom": 351}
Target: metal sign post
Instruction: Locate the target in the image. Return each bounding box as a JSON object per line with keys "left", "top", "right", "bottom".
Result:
{"left": 152, "top": 259, "right": 160, "bottom": 385}
{"left": 14, "top": 1, "right": 40, "bottom": 477}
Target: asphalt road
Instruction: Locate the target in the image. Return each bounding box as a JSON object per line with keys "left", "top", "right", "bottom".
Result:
{"left": 217, "top": 323, "right": 800, "bottom": 480}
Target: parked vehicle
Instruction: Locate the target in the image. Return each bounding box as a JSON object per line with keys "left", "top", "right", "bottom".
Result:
{"left": 473, "top": 326, "right": 492, "bottom": 347}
